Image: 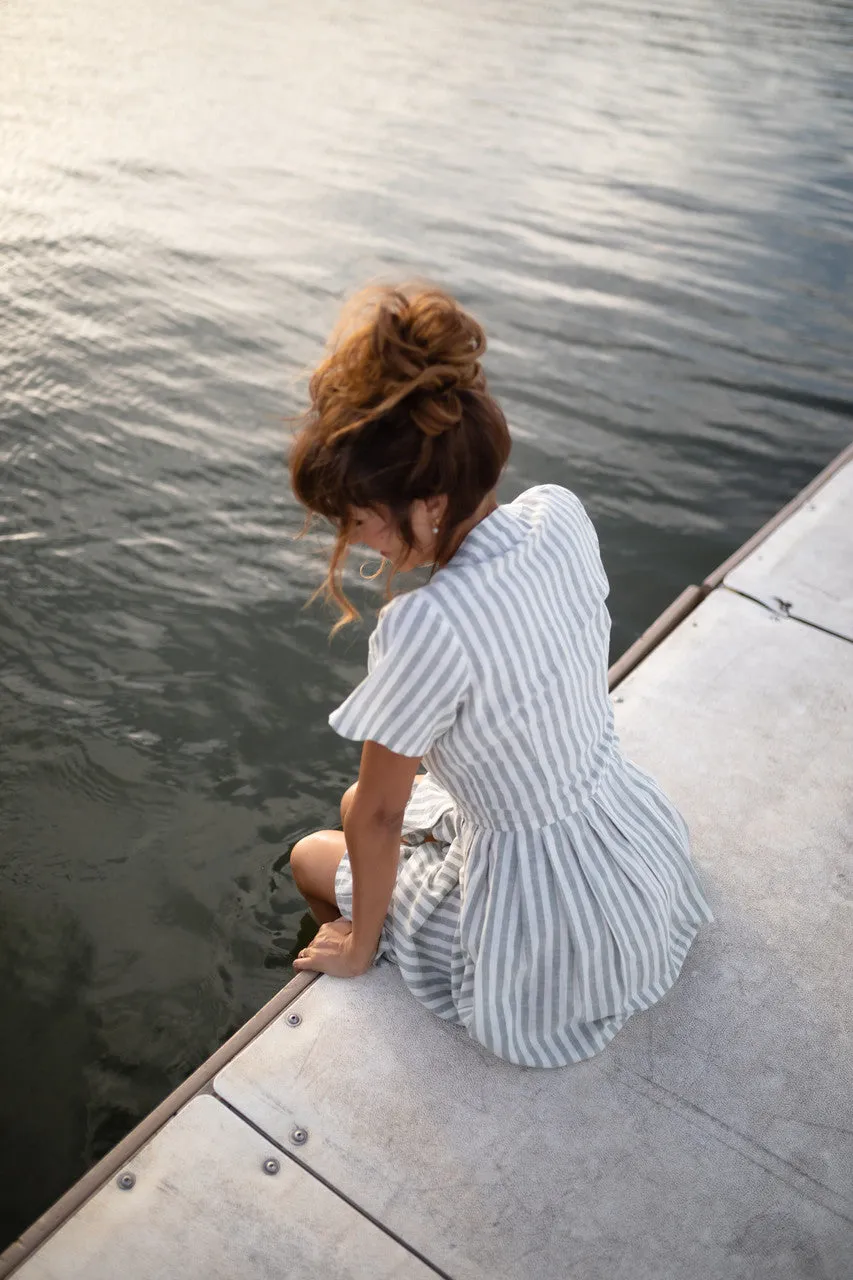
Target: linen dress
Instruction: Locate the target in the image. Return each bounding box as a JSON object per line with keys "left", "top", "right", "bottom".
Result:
{"left": 330, "top": 484, "right": 713, "bottom": 1068}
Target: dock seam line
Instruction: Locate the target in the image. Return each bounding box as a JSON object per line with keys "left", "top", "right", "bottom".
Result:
{"left": 214, "top": 1095, "right": 457, "bottom": 1280}
{"left": 616, "top": 1068, "right": 853, "bottom": 1227}
{"left": 721, "top": 584, "right": 853, "bottom": 648}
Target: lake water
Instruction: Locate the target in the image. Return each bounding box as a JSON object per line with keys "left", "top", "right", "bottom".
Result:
{"left": 1, "top": 0, "right": 851, "bottom": 1247}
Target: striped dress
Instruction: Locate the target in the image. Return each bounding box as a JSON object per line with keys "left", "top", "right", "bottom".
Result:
{"left": 329, "top": 485, "right": 713, "bottom": 1068}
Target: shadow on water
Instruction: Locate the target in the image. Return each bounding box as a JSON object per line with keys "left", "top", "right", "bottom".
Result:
{"left": 0, "top": 898, "right": 96, "bottom": 1242}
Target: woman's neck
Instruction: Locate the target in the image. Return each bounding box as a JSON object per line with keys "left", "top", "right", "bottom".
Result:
{"left": 446, "top": 491, "right": 499, "bottom": 561}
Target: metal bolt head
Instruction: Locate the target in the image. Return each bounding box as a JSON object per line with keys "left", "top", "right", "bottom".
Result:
{"left": 290, "top": 1126, "right": 308, "bottom": 1146}
{"left": 285, "top": 1012, "right": 302, "bottom": 1027}
{"left": 263, "top": 1158, "right": 280, "bottom": 1176}
{"left": 117, "top": 1172, "right": 136, "bottom": 1191}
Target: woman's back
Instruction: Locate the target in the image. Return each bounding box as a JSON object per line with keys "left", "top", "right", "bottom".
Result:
{"left": 423, "top": 483, "right": 617, "bottom": 829}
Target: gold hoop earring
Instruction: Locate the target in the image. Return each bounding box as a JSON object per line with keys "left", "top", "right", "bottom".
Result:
{"left": 359, "top": 560, "right": 384, "bottom": 581}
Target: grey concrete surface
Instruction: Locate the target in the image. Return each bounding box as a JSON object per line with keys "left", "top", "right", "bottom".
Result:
{"left": 214, "top": 589, "right": 853, "bottom": 1280}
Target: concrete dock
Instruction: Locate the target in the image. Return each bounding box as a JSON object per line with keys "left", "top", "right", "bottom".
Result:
{"left": 2, "top": 445, "right": 851, "bottom": 1280}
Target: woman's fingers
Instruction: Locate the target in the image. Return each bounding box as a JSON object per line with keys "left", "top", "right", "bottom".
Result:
{"left": 293, "top": 918, "right": 353, "bottom": 969}
{"left": 292, "top": 919, "right": 364, "bottom": 977}
{"left": 292, "top": 944, "right": 321, "bottom": 971}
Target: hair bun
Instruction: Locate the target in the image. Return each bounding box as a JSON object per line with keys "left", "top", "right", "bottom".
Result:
{"left": 316, "top": 284, "right": 487, "bottom": 441}
{"left": 292, "top": 280, "right": 512, "bottom": 629}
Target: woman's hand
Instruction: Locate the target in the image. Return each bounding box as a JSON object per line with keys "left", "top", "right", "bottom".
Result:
{"left": 292, "top": 918, "right": 373, "bottom": 978}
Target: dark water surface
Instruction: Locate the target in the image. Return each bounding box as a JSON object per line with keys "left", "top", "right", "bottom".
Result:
{"left": 1, "top": 0, "right": 852, "bottom": 1245}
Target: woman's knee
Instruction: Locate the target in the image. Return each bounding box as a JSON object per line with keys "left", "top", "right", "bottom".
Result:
{"left": 289, "top": 834, "right": 316, "bottom": 890}
{"left": 340, "top": 782, "right": 358, "bottom": 825}
{"left": 289, "top": 829, "right": 346, "bottom": 899}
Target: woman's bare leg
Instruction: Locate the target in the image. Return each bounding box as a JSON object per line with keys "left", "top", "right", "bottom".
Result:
{"left": 294, "top": 776, "right": 422, "bottom": 924}
{"left": 290, "top": 829, "right": 347, "bottom": 924}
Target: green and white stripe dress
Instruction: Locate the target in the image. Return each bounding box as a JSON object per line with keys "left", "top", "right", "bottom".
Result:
{"left": 330, "top": 485, "right": 713, "bottom": 1068}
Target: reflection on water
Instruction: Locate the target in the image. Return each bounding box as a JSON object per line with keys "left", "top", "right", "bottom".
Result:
{"left": 1, "top": 0, "right": 851, "bottom": 1246}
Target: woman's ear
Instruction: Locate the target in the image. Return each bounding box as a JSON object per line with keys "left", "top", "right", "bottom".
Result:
{"left": 425, "top": 495, "right": 449, "bottom": 525}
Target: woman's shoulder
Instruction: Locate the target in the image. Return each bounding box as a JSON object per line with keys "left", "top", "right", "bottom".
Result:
{"left": 511, "top": 483, "right": 586, "bottom": 518}
{"left": 376, "top": 582, "right": 441, "bottom": 624}
{"left": 512, "top": 484, "right": 597, "bottom": 545}
{"left": 514, "top": 484, "right": 605, "bottom": 585}
{"left": 371, "top": 584, "right": 457, "bottom": 653}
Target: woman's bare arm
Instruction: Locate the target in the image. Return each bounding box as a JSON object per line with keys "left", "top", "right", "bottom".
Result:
{"left": 345, "top": 740, "right": 421, "bottom": 965}
{"left": 293, "top": 740, "right": 421, "bottom": 977}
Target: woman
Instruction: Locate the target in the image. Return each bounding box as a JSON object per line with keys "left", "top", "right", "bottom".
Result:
{"left": 288, "top": 283, "right": 713, "bottom": 1068}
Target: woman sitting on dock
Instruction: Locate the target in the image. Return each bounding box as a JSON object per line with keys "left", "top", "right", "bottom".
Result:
{"left": 289, "top": 283, "right": 713, "bottom": 1068}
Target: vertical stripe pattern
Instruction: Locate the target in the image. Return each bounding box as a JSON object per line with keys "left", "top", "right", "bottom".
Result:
{"left": 329, "top": 485, "right": 714, "bottom": 1068}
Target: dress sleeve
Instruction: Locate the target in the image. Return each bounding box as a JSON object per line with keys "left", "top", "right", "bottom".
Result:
{"left": 328, "top": 590, "right": 470, "bottom": 757}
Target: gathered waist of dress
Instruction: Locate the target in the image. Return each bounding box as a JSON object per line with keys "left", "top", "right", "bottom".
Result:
{"left": 446, "top": 748, "right": 624, "bottom": 835}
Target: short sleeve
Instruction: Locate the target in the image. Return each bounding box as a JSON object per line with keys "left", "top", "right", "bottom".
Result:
{"left": 329, "top": 590, "right": 470, "bottom": 757}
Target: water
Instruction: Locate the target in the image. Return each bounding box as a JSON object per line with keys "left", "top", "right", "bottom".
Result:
{"left": 1, "top": 0, "right": 851, "bottom": 1245}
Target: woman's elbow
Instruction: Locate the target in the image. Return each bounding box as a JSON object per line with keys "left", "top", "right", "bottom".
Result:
{"left": 344, "top": 802, "right": 406, "bottom": 838}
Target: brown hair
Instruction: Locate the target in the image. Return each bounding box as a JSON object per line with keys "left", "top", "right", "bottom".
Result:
{"left": 290, "top": 282, "right": 511, "bottom": 628}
